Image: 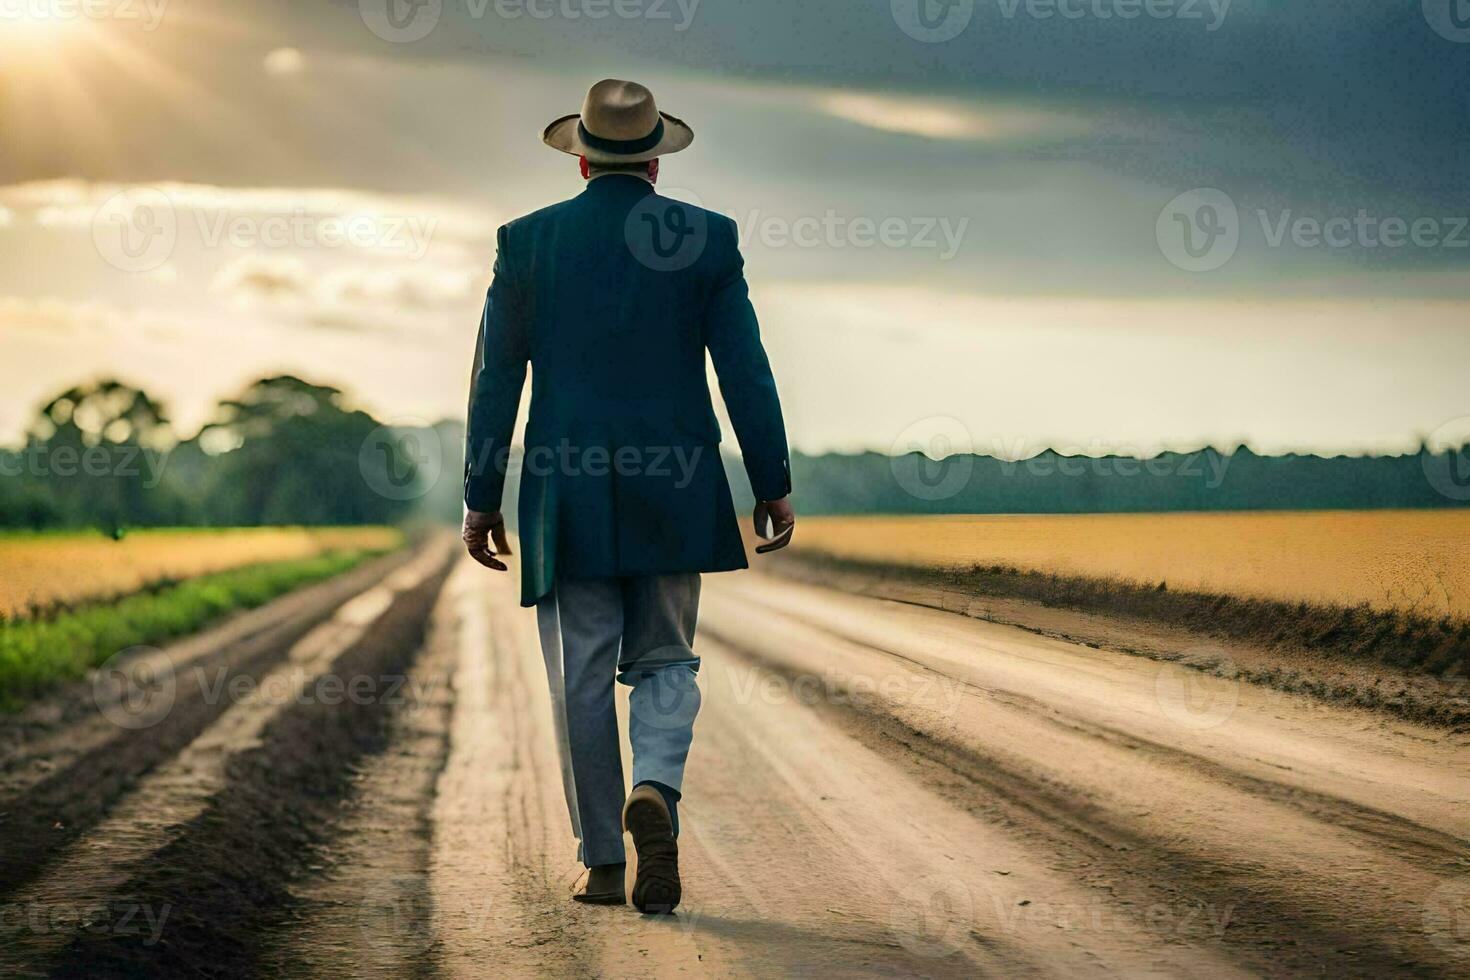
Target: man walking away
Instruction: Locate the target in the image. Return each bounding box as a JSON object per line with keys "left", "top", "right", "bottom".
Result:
{"left": 462, "top": 79, "right": 796, "bottom": 914}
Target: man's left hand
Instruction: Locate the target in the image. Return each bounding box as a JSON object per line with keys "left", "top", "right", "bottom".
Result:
{"left": 463, "top": 509, "right": 512, "bottom": 571}
{"left": 753, "top": 497, "right": 795, "bottom": 554}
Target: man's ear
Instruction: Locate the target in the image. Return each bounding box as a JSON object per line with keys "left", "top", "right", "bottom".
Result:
{"left": 647, "top": 158, "right": 659, "bottom": 184}
{"left": 579, "top": 155, "right": 590, "bottom": 180}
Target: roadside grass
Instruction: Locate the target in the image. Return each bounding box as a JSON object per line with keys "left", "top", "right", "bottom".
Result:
{"left": 0, "top": 548, "right": 395, "bottom": 711}
{"left": 0, "top": 526, "right": 404, "bottom": 620}
{"left": 776, "top": 551, "right": 1470, "bottom": 677}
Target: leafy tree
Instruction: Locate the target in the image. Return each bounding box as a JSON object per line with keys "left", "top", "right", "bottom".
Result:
{"left": 15, "top": 380, "right": 181, "bottom": 533}
{"left": 0, "top": 376, "right": 459, "bottom": 531}
{"left": 197, "top": 375, "right": 412, "bottom": 526}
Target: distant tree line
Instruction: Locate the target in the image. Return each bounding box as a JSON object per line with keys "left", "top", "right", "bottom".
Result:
{"left": 5, "top": 375, "right": 1465, "bottom": 533}
{"left": 0, "top": 377, "right": 463, "bottom": 532}
{"left": 720, "top": 445, "right": 1470, "bottom": 516}
{"left": 517, "top": 443, "right": 1470, "bottom": 527}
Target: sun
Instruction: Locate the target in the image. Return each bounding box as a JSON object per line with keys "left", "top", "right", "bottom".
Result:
{"left": 2, "top": 7, "right": 78, "bottom": 32}
{"left": 0, "top": 11, "right": 111, "bottom": 152}
{"left": 0, "top": 9, "right": 88, "bottom": 55}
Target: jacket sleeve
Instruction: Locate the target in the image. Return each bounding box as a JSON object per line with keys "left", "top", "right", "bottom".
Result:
{"left": 704, "top": 217, "right": 792, "bottom": 502}
{"left": 463, "top": 225, "right": 529, "bottom": 512}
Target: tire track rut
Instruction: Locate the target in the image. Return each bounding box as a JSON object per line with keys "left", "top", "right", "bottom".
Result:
{"left": 0, "top": 541, "right": 455, "bottom": 979}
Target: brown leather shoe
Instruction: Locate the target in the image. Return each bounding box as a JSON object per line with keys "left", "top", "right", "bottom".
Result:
{"left": 573, "top": 862, "right": 626, "bottom": 905}
{"left": 622, "top": 785, "right": 681, "bottom": 914}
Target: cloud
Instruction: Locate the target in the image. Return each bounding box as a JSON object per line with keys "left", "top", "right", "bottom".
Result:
{"left": 302, "top": 265, "right": 479, "bottom": 334}
{"left": 0, "top": 296, "right": 179, "bottom": 338}
{"left": 0, "top": 180, "right": 498, "bottom": 256}
{"left": 318, "top": 265, "right": 478, "bottom": 312}
{"left": 214, "top": 255, "right": 476, "bottom": 308}
{"left": 0, "top": 296, "right": 113, "bottom": 335}
{"left": 263, "top": 48, "right": 306, "bottom": 77}
{"left": 813, "top": 92, "right": 1088, "bottom": 143}
{"left": 212, "top": 255, "right": 312, "bottom": 303}
{"left": 211, "top": 254, "right": 479, "bottom": 336}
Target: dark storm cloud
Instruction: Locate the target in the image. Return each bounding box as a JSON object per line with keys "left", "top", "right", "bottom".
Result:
{"left": 4, "top": 0, "right": 1465, "bottom": 294}
{"left": 305, "top": 7, "right": 1453, "bottom": 167}
{"left": 280, "top": 0, "right": 1470, "bottom": 266}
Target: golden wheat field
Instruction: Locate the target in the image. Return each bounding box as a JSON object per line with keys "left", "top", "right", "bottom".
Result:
{"left": 793, "top": 510, "right": 1470, "bottom": 620}
{"left": 0, "top": 527, "right": 403, "bottom": 618}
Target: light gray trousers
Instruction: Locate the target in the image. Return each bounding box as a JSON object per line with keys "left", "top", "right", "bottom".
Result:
{"left": 535, "top": 573, "right": 702, "bottom": 867}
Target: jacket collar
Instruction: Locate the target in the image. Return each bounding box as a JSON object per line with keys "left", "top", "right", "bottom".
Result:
{"left": 581, "top": 173, "right": 656, "bottom": 199}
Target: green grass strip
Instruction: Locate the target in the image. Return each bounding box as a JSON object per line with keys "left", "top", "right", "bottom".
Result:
{"left": 0, "top": 548, "right": 395, "bottom": 711}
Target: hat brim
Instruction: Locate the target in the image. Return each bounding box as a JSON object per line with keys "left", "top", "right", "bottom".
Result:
{"left": 542, "top": 111, "right": 694, "bottom": 164}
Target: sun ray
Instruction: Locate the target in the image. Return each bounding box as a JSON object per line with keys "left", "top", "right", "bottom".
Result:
{"left": 0, "top": 7, "right": 267, "bottom": 183}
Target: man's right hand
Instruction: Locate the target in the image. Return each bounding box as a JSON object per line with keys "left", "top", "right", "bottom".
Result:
{"left": 463, "top": 509, "right": 512, "bottom": 571}
{"left": 753, "top": 497, "right": 795, "bottom": 554}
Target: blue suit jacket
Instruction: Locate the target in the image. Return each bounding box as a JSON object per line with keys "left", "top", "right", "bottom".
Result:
{"left": 464, "top": 175, "right": 791, "bottom": 606}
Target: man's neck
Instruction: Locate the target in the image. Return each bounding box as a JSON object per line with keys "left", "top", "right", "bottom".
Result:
{"left": 586, "top": 166, "right": 652, "bottom": 184}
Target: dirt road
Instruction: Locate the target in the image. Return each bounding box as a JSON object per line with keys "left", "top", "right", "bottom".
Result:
{"left": 2, "top": 546, "right": 1466, "bottom": 977}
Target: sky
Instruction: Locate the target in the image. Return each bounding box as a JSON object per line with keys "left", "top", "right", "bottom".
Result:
{"left": 1, "top": 0, "right": 1468, "bottom": 459}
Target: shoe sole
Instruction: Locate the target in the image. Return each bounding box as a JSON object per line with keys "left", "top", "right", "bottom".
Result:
{"left": 623, "top": 792, "right": 681, "bottom": 914}
{"left": 572, "top": 892, "right": 626, "bottom": 905}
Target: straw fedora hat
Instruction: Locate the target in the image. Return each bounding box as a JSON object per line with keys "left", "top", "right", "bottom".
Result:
{"left": 543, "top": 79, "right": 694, "bottom": 165}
